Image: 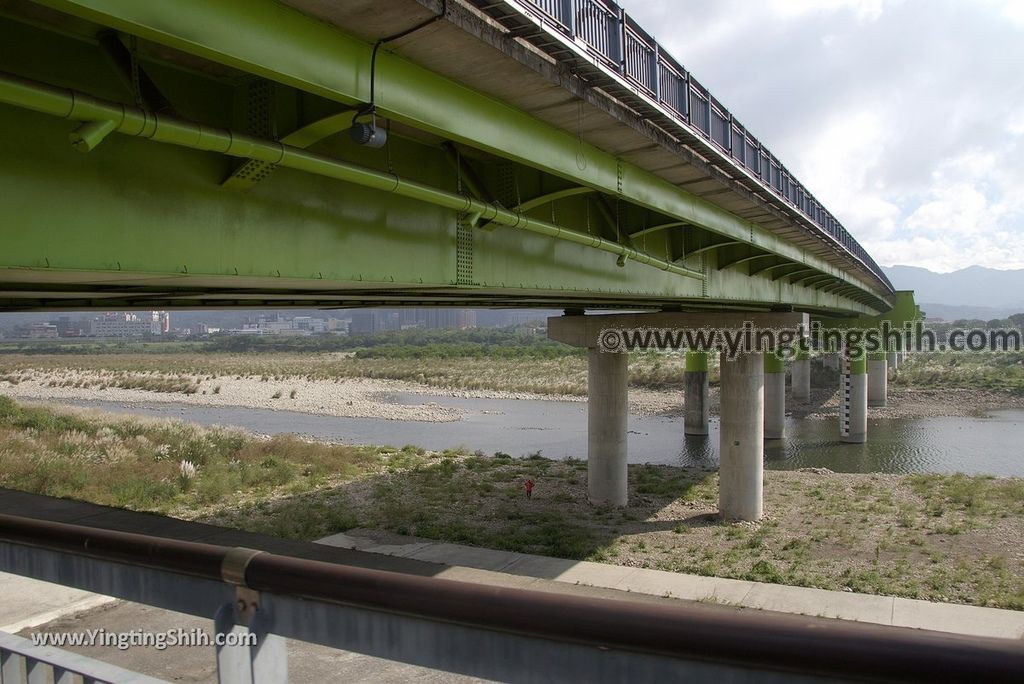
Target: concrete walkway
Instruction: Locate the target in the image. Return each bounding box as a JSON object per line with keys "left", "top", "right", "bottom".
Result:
{"left": 0, "top": 573, "right": 114, "bottom": 633}
{"left": 317, "top": 530, "right": 1024, "bottom": 641}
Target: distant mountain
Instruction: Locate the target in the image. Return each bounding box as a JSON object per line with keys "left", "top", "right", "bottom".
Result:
{"left": 913, "top": 302, "right": 1022, "bottom": 322}
{"left": 883, "top": 265, "right": 1024, "bottom": 319}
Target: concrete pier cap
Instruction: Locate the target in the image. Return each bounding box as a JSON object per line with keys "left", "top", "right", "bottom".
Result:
{"left": 548, "top": 311, "right": 808, "bottom": 518}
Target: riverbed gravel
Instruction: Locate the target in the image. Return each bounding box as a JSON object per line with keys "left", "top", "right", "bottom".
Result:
{"left": 2, "top": 368, "right": 1021, "bottom": 423}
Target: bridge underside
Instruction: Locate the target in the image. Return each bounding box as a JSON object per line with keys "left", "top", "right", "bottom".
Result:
{"left": 0, "top": 0, "right": 891, "bottom": 315}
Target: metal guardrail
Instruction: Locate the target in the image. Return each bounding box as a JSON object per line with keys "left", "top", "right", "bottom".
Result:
{"left": 469, "top": 0, "right": 894, "bottom": 292}
{"left": 2, "top": 513, "right": 1024, "bottom": 683}
{"left": 0, "top": 631, "right": 168, "bottom": 684}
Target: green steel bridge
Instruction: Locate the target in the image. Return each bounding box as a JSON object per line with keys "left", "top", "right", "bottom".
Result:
{"left": 2, "top": 7, "right": 998, "bottom": 682}
{"left": 0, "top": 0, "right": 900, "bottom": 317}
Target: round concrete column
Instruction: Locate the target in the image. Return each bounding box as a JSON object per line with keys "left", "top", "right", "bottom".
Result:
{"left": 683, "top": 351, "right": 709, "bottom": 436}
{"left": 791, "top": 350, "right": 811, "bottom": 403}
{"left": 887, "top": 351, "right": 898, "bottom": 371}
{"left": 718, "top": 352, "right": 763, "bottom": 521}
{"left": 587, "top": 348, "right": 628, "bottom": 506}
{"left": 840, "top": 353, "right": 868, "bottom": 444}
{"left": 868, "top": 352, "right": 888, "bottom": 407}
{"left": 763, "top": 353, "right": 786, "bottom": 440}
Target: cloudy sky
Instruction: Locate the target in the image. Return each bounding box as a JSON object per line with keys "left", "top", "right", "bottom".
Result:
{"left": 620, "top": 0, "right": 1024, "bottom": 273}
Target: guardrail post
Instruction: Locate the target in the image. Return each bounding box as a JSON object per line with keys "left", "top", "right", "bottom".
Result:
{"left": 1, "top": 648, "right": 27, "bottom": 682}
{"left": 559, "top": 0, "right": 575, "bottom": 33}
{"left": 216, "top": 548, "right": 288, "bottom": 684}
{"left": 615, "top": 6, "right": 625, "bottom": 72}
{"left": 652, "top": 42, "right": 661, "bottom": 101}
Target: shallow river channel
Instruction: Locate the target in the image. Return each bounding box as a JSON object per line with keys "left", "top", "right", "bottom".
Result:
{"left": 64, "top": 394, "right": 1024, "bottom": 477}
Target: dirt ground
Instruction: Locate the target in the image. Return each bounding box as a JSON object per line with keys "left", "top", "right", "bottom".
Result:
{"left": 201, "top": 456, "right": 1024, "bottom": 611}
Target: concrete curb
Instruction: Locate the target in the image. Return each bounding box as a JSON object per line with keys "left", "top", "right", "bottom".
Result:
{"left": 316, "top": 532, "right": 1024, "bottom": 641}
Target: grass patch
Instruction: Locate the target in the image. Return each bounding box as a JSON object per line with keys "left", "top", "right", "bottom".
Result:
{"left": 0, "top": 397, "right": 394, "bottom": 514}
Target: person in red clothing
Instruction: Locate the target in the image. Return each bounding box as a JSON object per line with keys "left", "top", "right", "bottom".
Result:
{"left": 524, "top": 478, "right": 535, "bottom": 499}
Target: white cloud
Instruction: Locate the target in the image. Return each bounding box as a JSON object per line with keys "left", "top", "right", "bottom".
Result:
{"left": 621, "top": 0, "right": 1024, "bottom": 271}
{"left": 769, "top": 0, "right": 891, "bottom": 21}
{"left": 998, "top": 0, "right": 1024, "bottom": 26}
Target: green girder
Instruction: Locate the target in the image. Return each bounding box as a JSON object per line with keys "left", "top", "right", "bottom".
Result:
{"left": 29, "top": 0, "right": 890, "bottom": 306}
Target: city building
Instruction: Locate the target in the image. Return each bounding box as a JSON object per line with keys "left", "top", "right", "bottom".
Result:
{"left": 90, "top": 312, "right": 169, "bottom": 338}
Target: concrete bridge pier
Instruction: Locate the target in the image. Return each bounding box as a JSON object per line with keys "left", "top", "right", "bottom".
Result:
{"left": 683, "top": 351, "right": 709, "bottom": 436}
{"left": 548, "top": 312, "right": 807, "bottom": 514}
{"left": 868, "top": 352, "right": 888, "bottom": 407}
{"left": 763, "top": 354, "right": 786, "bottom": 440}
{"left": 840, "top": 353, "right": 868, "bottom": 444}
{"left": 587, "top": 347, "right": 628, "bottom": 506}
{"left": 719, "top": 352, "right": 764, "bottom": 521}
{"left": 791, "top": 350, "right": 811, "bottom": 403}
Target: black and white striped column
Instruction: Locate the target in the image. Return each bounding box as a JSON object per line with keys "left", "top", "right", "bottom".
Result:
{"left": 839, "top": 351, "right": 868, "bottom": 444}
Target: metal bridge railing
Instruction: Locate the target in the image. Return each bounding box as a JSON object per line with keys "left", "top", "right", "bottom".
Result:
{"left": 0, "top": 631, "right": 168, "bottom": 684}
{"left": 481, "top": 0, "right": 894, "bottom": 291}
{"left": 2, "top": 513, "right": 1023, "bottom": 683}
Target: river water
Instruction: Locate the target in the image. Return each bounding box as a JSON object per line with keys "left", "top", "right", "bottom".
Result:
{"left": 64, "top": 394, "right": 1024, "bottom": 477}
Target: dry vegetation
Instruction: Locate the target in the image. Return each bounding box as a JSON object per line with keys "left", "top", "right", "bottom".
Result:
{"left": 0, "top": 352, "right": 693, "bottom": 397}
{"left": 2, "top": 398, "right": 1021, "bottom": 611}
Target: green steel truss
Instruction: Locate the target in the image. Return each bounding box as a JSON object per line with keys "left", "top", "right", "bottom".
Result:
{"left": 0, "top": 1, "right": 894, "bottom": 314}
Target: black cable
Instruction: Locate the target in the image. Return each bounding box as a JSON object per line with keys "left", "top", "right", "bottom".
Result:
{"left": 368, "top": 0, "right": 448, "bottom": 111}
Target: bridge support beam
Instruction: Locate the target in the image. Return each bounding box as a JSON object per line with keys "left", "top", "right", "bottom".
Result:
{"left": 763, "top": 354, "right": 785, "bottom": 440}
{"left": 868, "top": 352, "right": 888, "bottom": 407}
{"left": 683, "top": 352, "right": 709, "bottom": 436}
{"left": 587, "top": 348, "right": 628, "bottom": 506}
{"left": 840, "top": 353, "right": 868, "bottom": 444}
{"left": 719, "top": 352, "right": 764, "bottom": 521}
{"left": 791, "top": 350, "right": 811, "bottom": 403}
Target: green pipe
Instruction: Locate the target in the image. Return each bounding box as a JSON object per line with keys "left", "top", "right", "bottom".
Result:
{"left": 0, "top": 72, "right": 704, "bottom": 281}
{"left": 69, "top": 118, "right": 116, "bottom": 152}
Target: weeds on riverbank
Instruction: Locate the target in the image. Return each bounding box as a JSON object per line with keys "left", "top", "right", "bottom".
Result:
{"left": 1, "top": 398, "right": 1021, "bottom": 610}
{"left": 893, "top": 352, "right": 1024, "bottom": 393}
{"left": 0, "top": 396, "right": 396, "bottom": 513}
